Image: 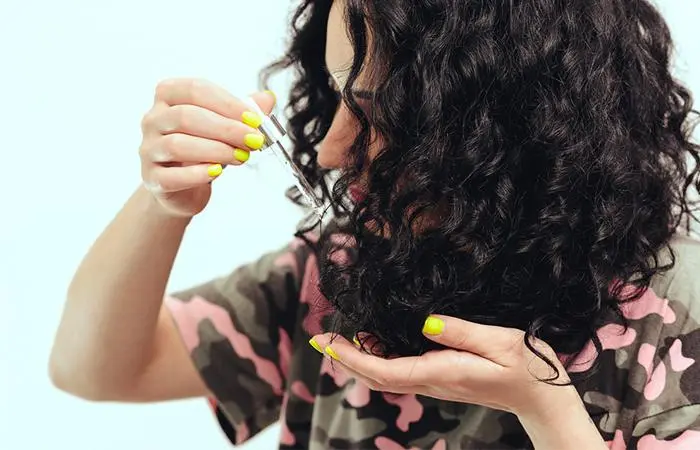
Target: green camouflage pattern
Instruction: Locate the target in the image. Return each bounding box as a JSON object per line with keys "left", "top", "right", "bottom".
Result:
{"left": 165, "top": 235, "right": 700, "bottom": 449}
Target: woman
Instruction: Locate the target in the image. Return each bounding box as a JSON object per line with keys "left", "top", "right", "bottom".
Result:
{"left": 50, "top": 0, "right": 700, "bottom": 449}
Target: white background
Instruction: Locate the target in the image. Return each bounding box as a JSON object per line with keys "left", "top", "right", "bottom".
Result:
{"left": 0, "top": 1, "right": 698, "bottom": 449}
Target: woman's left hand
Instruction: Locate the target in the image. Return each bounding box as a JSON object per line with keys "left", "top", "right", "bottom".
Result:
{"left": 311, "top": 315, "right": 609, "bottom": 449}
{"left": 311, "top": 314, "right": 572, "bottom": 419}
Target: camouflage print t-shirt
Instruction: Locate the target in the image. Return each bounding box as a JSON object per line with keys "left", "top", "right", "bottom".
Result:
{"left": 165, "top": 235, "right": 700, "bottom": 449}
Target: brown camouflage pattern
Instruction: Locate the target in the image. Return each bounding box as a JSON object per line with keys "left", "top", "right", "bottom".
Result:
{"left": 165, "top": 235, "right": 700, "bottom": 449}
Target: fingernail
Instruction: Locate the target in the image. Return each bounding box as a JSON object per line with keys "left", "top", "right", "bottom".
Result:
{"left": 325, "top": 346, "right": 340, "bottom": 361}
{"left": 423, "top": 316, "right": 445, "bottom": 336}
{"left": 241, "top": 111, "right": 262, "bottom": 128}
{"left": 265, "top": 90, "right": 277, "bottom": 103}
{"left": 207, "top": 164, "right": 223, "bottom": 177}
{"left": 309, "top": 338, "right": 323, "bottom": 354}
{"left": 352, "top": 336, "right": 361, "bottom": 347}
{"left": 233, "top": 148, "right": 250, "bottom": 163}
{"left": 244, "top": 133, "right": 265, "bottom": 150}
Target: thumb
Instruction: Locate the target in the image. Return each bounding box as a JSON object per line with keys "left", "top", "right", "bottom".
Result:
{"left": 248, "top": 90, "right": 277, "bottom": 116}
{"left": 422, "top": 314, "right": 522, "bottom": 362}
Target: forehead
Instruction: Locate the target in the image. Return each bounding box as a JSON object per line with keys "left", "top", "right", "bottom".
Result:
{"left": 325, "top": 0, "right": 354, "bottom": 83}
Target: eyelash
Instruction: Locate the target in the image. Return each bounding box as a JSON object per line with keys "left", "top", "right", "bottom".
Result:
{"left": 330, "top": 82, "right": 373, "bottom": 102}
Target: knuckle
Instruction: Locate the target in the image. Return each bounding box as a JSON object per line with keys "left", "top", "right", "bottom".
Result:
{"left": 184, "top": 78, "right": 204, "bottom": 104}
{"left": 187, "top": 77, "right": 203, "bottom": 92}
{"left": 170, "top": 105, "right": 188, "bottom": 129}
{"left": 139, "top": 138, "right": 172, "bottom": 164}
{"left": 140, "top": 110, "right": 157, "bottom": 131}
{"left": 154, "top": 78, "right": 177, "bottom": 99}
{"left": 138, "top": 143, "right": 149, "bottom": 159}
{"left": 453, "top": 331, "right": 472, "bottom": 350}
{"left": 160, "top": 134, "right": 183, "bottom": 158}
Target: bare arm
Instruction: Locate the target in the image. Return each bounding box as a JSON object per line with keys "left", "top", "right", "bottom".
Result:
{"left": 49, "top": 186, "right": 208, "bottom": 401}
{"left": 49, "top": 79, "right": 276, "bottom": 402}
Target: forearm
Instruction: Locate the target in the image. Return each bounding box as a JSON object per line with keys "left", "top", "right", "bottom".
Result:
{"left": 518, "top": 386, "right": 608, "bottom": 450}
{"left": 50, "top": 185, "right": 190, "bottom": 398}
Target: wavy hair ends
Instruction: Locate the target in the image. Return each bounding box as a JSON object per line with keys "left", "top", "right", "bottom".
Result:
{"left": 261, "top": 0, "right": 700, "bottom": 382}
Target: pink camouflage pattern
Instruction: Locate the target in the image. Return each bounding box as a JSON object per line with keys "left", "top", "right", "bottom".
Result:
{"left": 165, "top": 235, "right": 700, "bottom": 449}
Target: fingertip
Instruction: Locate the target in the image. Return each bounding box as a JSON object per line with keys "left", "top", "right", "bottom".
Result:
{"left": 422, "top": 315, "right": 445, "bottom": 336}
{"left": 309, "top": 337, "right": 323, "bottom": 354}
{"left": 249, "top": 90, "right": 277, "bottom": 115}
{"left": 233, "top": 148, "right": 250, "bottom": 163}
{"left": 325, "top": 345, "right": 341, "bottom": 361}
{"left": 207, "top": 164, "right": 223, "bottom": 178}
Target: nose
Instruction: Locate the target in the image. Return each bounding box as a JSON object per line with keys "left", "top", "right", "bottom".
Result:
{"left": 317, "top": 103, "right": 357, "bottom": 169}
{"left": 317, "top": 140, "right": 346, "bottom": 169}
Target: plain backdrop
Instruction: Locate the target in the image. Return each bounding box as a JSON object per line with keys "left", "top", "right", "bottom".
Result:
{"left": 0, "top": 1, "right": 698, "bottom": 449}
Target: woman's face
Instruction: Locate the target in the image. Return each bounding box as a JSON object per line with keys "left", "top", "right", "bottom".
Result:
{"left": 318, "top": 0, "right": 376, "bottom": 178}
{"left": 318, "top": 1, "right": 442, "bottom": 228}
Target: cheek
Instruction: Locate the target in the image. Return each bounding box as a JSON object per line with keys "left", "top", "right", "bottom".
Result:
{"left": 317, "top": 103, "right": 385, "bottom": 169}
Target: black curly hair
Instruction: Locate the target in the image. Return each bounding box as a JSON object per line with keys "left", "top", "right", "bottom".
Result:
{"left": 260, "top": 0, "right": 700, "bottom": 381}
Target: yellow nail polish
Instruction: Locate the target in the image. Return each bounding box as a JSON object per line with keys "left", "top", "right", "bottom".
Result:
{"left": 265, "top": 90, "right": 277, "bottom": 103}
{"left": 207, "top": 164, "right": 223, "bottom": 177}
{"left": 352, "top": 336, "right": 361, "bottom": 347}
{"left": 325, "top": 346, "right": 340, "bottom": 361}
{"left": 241, "top": 111, "right": 262, "bottom": 128}
{"left": 244, "top": 133, "right": 265, "bottom": 150}
{"left": 309, "top": 338, "right": 323, "bottom": 354}
{"left": 233, "top": 148, "right": 249, "bottom": 163}
{"left": 423, "top": 316, "right": 445, "bottom": 336}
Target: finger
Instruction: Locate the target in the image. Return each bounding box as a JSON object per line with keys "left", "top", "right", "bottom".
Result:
{"left": 143, "top": 133, "right": 250, "bottom": 166}
{"left": 146, "top": 163, "right": 223, "bottom": 193}
{"left": 314, "top": 335, "right": 438, "bottom": 387}
{"left": 249, "top": 89, "right": 277, "bottom": 116}
{"left": 333, "top": 362, "right": 422, "bottom": 395}
{"left": 154, "top": 77, "right": 276, "bottom": 120}
{"left": 150, "top": 104, "right": 266, "bottom": 151}
{"left": 353, "top": 333, "right": 385, "bottom": 356}
{"left": 422, "top": 315, "right": 524, "bottom": 366}
{"left": 315, "top": 334, "right": 501, "bottom": 389}
{"left": 323, "top": 353, "right": 424, "bottom": 394}
{"left": 314, "top": 345, "right": 419, "bottom": 394}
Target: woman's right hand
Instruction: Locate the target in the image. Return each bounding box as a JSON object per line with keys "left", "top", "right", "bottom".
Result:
{"left": 139, "top": 78, "right": 276, "bottom": 217}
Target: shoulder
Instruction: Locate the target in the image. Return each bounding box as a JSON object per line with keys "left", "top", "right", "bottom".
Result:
{"left": 651, "top": 236, "right": 700, "bottom": 326}
{"left": 570, "top": 236, "right": 700, "bottom": 446}
{"left": 624, "top": 236, "right": 700, "bottom": 445}
{"left": 651, "top": 236, "right": 700, "bottom": 309}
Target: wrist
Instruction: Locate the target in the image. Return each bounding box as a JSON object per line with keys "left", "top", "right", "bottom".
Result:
{"left": 137, "top": 185, "right": 194, "bottom": 224}
{"left": 517, "top": 385, "right": 607, "bottom": 450}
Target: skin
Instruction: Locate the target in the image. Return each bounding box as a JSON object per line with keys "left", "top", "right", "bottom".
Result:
{"left": 50, "top": 0, "right": 607, "bottom": 447}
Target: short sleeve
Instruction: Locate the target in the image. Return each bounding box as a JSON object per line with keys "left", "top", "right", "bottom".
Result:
{"left": 164, "top": 240, "right": 311, "bottom": 446}
{"left": 571, "top": 237, "right": 700, "bottom": 449}
{"left": 620, "top": 237, "right": 700, "bottom": 448}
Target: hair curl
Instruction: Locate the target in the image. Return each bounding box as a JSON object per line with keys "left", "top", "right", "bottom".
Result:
{"left": 261, "top": 0, "right": 700, "bottom": 381}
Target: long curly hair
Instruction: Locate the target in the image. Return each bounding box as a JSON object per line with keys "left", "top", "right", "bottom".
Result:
{"left": 260, "top": 0, "right": 700, "bottom": 380}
